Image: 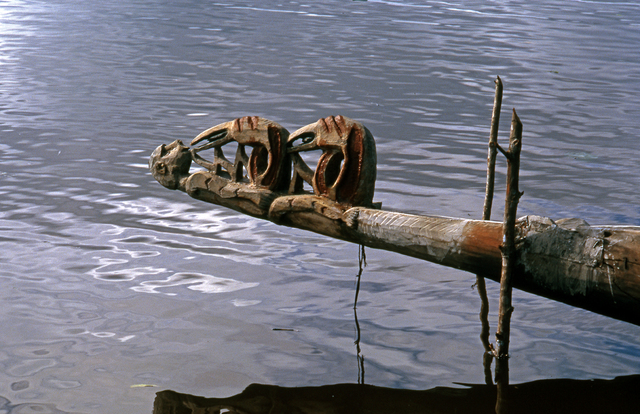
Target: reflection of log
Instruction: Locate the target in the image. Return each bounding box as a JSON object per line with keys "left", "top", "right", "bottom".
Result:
{"left": 153, "top": 375, "right": 640, "bottom": 414}
{"left": 149, "top": 116, "right": 640, "bottom": 326}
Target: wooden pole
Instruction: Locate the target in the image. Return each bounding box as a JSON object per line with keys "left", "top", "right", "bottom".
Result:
{"left": 494, "top": 109, "right": 523, "bottom": 414}
{"left": 483, "top": 76, "right": 503, "bottom": 222}
{"left": 477, "top": 76, "right": 503, "bottom": 385}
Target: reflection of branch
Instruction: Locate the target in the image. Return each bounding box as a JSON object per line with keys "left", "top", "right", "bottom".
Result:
{"left": 476, "top": 276, "right": 494, "bottom": 385}
{"left": 354, "top": 244, "right": 366, "bottom": 384}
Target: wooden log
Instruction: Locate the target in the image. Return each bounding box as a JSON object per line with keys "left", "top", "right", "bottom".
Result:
{"left": 277, "top": 207, "right": 640, "bottom": 326}
{"left": 149, "top": 116, "right": 640, "bottom": 327}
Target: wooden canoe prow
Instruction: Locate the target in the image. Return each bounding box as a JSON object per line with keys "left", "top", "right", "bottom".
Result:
{"left": 149, "top": 115, "right": 640, "bottom": 326}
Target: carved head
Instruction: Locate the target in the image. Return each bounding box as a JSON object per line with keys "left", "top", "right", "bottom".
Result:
{"left": 287, "top": 115, "right": 376, "bottom": 206}
{"left": 190, "top": 116, "right": 290, "bottom": 191}
{"left": 149, "top": 139, "right": 192, "bottom": 190}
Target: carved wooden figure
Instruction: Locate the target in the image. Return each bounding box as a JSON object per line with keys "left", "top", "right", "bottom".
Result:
{"left": 190, "top": 116, "right": 290, "bottom": 191}
{"left": 286, "top": 115, "right": 376, "bottom": 206}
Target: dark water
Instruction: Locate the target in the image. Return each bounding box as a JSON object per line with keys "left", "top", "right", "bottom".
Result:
{"left": 1, "top": 0, "right": 639, "bottom": 412}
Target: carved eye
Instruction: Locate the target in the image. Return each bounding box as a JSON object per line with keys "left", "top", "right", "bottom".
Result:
{"left": 300, "top": 133, "right": 315, "bottom": 144}
{"left": 288, "top": 132, "right": 316, "bottom": 152}
{"left": 155, "top": 162, "right": 166, "bottom": 175}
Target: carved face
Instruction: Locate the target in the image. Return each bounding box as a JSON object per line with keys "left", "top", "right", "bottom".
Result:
{"left": 149, "top": 139, "right": 192, "bottom": 190}
{"left": 287, "top": 115, "right": 376, "bottom": 206}
{"left": 190, "top": 116, "right": 290, "bottom": 191}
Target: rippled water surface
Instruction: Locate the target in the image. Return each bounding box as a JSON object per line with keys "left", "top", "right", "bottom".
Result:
{"left": 1, "top": 0, "right": 640, "bottom": 412}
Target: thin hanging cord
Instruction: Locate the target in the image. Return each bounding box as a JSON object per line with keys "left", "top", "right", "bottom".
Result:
{"left": 354, "top": 244, "right": 366, "bottom": 384}
{"left": 354, "top": 244, "right": 366, "bottom": 309}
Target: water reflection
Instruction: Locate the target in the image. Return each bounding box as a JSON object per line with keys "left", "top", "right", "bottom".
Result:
{"left": 153, "top": 375, "right": 640, "bottom": 414}
{"left": 0, "top": 397, "right": 78, "bottom": 414}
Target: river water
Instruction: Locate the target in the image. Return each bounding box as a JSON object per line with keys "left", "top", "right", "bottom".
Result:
{"left": 1, "top": 0, "right": 639, "bottom": 412}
